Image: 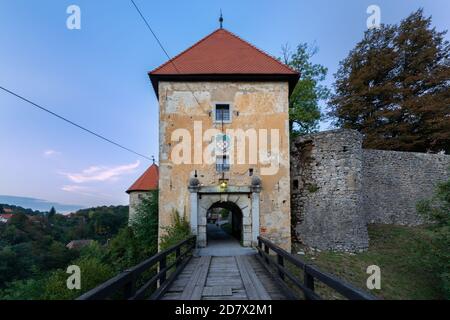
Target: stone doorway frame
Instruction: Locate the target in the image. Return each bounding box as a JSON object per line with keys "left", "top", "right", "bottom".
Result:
{"left": 188, "top": 183, "right": 261, "bottom": 248}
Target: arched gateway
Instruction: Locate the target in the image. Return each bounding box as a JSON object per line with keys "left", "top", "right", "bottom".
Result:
{"left": 188, "top": 176, "right": 262, "bottom": 248}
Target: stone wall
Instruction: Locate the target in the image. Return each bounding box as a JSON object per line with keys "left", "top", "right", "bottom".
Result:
{"left": 291, "top": 130, "right": 368, "bottom": 251}
{"left": 362, "top": 149, "right": 450, "bottom": 225}
{"left": 291, "top": 129, "right": 450, "bottom": 252}
{"left": 129, "top": 191, "right": 152, "bottom": 223}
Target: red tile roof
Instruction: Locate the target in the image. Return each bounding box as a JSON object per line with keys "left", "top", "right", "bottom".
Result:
{"left": 0, "top": 214, "right": 13, "bottom": 220}
{"left": 150, "top": 29, "right": 298, "bottom": 75}
{"left": 126, "top": 164, "right": 159, "bottom": 193}
{"left": 149, "top": 28, "right": 299, "bottom": 96}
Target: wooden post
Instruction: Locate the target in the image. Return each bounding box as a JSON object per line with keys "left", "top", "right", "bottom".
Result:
{"left": 176, "top": 247, "right": 181, "bottom": 267}
{"left": 277, "top": 254, "right": 285, "bottom": 280}
{"left": 258, "top": 238, "right": 262, "bottom": 257}
{"left": 304, "top": 265, "right": 315, "bottom": 299}
{"left": 160, "top": 255, "right": 167, "bottom": 285}
{"left": 264, "top": 243, "right": 270, "bottom": 264}
{"left": 123, "top": 272, "right": 135, "bottom": 300}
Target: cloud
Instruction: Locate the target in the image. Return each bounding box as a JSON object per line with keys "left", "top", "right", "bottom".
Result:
{"left": 44, "top": 149, "right": 61, "bottom": 157}
{"left": 62, "top": 185, "right": 112, "bottom": 198}
{"left": 61, "top": 185, "right": 90, "bottom": 192}
{"left": 61, "top": 160, "right": 140, "bottom": 183}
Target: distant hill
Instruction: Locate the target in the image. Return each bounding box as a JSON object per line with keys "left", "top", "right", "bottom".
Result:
{"left": 0, "top": 195, "right": 84, "bottom": 213}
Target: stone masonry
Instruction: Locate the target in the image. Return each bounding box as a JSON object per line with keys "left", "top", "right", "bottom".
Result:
{"left": 291, "top": 130, "right": 368, "bottom": 251}
{"left": 362, "top": 149, "right": 450, "bottom": 226}
{"left": 291, "top": 129, "right": 450, "bottom": 251}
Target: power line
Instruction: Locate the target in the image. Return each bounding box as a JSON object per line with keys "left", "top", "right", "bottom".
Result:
{"left": 0, "top": 85, "right": 153, "bottom": 161}
{"left": 130, "top": 0, "right": 181, "bottom": 74}
{"left": 130, "top": 0, "right": 206, "bottom": 112}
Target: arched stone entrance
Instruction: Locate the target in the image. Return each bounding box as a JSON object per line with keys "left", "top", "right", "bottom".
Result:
{"left": 188, "top": 177, "right": 262, "bottom": 248}
{"left": 208, "top": 201, "right": 243, "bottom": 242}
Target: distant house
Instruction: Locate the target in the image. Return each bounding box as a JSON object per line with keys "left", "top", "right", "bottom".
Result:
{"left": 0, "top": 213, "right": 13, "bottom": 223}
{"left": 66, "top": 240, "right": 93, "bottom": 250}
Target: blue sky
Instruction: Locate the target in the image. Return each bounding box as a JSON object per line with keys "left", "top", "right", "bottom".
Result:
{"left": 0, "top": 0, "right": 449, "bottom": 209}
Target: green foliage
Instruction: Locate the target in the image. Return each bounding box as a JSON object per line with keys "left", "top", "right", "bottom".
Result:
{"left": 306, "top": 184, "right": 320, "bottom": 193}
{"left": 221, "top": 223, "right": 232, "bottom": 235}
{"left": 107, "top": 227, "right": 143, "bottom": 271}
{"left": 329, "top": 9, "right": 450, "bottom": 153}
{"left": 293, "top": 224, "right": 442, "bottom": 299}
{"left": 282, "top": 43, "right": 330, "bottom": 134}
{"left": 219, "top": 209, "right": 229, "bottom": 219}
{"left": 48, "top": 207, "right": 56, "bottom": 219}
{"left": 417, "top": 176, "right": 450, "bottom": 298}
{"left": 160, "top": 210, "right": 191, "bottom": 250}
{"left": 42, "top": 256, "right": 115, "bottom": 300}
{"left": 131, "top": 191, "right": 159, "bottom": 256}
{"left": 0, "top": 277, "right": 46, "bottom": 300}
{"left": 0, "top": 198, "right": 159, "bottom": 299}
{"left": 0, "top": 203, "right": 42, "bottom": 216}
{"left": 0, "top": 203, "right": 129, "bottom": 297}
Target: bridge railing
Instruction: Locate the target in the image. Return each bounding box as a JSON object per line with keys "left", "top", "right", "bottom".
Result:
{"left": 77, "top": 235, "right": 196, "bottom": 300}
{"left": 257, "top": 236, "right": 377, "bottom": 300}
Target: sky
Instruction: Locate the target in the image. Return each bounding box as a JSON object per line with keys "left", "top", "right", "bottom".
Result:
{"left": 0, "top": 0, "right": 449, "bottom": 210}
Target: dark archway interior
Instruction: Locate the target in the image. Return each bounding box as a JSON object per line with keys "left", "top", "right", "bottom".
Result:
{"left": 207, "top": 201, "right": 243, "bottom": 242}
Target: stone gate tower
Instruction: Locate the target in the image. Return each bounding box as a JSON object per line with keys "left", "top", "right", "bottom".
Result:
{"left": 148, "top": 28, "right": 299, "bottom": 251}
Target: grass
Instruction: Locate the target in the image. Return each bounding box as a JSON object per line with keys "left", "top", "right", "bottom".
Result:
{"left": 291, "top": 224, "right": 443, "bottom": 300}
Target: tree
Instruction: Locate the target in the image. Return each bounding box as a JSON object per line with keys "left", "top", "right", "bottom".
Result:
{"left": 131, "top": 191, "right": 159, "bottom": 256}
{"left": 282, "top": 43, "right": 330, "bottom": 135}
{"left": 329, "top": 9, "right": 450, "bottom": 153}
{"left": 48, "top": 207, "right": 56, "bottom": 220}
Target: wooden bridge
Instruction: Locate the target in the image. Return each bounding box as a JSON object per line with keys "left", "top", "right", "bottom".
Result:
{"left": 77, "top": 236, "right": 376, "bottom": 301}
{"left": 161, "top": 255, "right": 288, "bottom": 300}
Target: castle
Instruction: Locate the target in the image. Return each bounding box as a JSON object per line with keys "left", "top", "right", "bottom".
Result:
{"left": 127, "top": 28, "right": 450, "bottom": 252}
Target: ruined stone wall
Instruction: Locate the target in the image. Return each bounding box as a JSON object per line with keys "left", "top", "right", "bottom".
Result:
{"left": 362, "top": 149, "right": 450, "bottom": 225}
{"left": 158, "top": 81, "right": 291, "bottom": 250}
{"left": 291, "top": 129, "right": 450, "bottom": 251}
{"left": 291, "top": 130, "right": 368, "bottom": 251}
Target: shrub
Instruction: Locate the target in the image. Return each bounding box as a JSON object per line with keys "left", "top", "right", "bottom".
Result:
{"left": 107, "top": 227, "right": 143, "bottom": 271}
{"left": 131, "top": 190, "right": 159, "bottom": 256}
{"left": 0, "top": 277, "right": 46, "bottom": 300}
{"left": 160, "top": 210, "right": 191, "bottom": 250}
{"left": 42, "top": 256, "right": 115, "bottom": 300}
{"left": 417, "top": 176, "right": 450, "bottom": 298}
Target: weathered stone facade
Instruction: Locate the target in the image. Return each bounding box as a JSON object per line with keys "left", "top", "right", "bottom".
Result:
{"left": 158, "top": 81, "right": 292, "bottom": 250}
{"left": 291, "top": 129, "right": 450, "bottom": 251}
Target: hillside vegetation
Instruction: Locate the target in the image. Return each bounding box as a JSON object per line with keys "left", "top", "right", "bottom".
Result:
{"left": 0, "top": 204, "right": 129, "bottom": 298}
{"left": 293, "top": 224, "right": 443, "bottom": 300}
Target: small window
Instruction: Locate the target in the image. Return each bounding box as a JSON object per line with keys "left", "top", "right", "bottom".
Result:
{"left": 293, "top": 179, "right": 299, "bottom": 190}
{"left": 216, "top": 155, "right": 230, "bottom": 172}
{"left": 215, "top": 104, "right": 231, "bottom": 122}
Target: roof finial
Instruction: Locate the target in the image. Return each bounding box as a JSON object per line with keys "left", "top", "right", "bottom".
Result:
{"left": 151, "top": 155, "right": 155, "bottom": 164}
{"left": 219, "top": 10, "right": 223, "bottom": 29}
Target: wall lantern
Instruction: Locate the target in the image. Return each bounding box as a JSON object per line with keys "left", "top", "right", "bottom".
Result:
{"left": 219, "top": 179, "right": 228, "bottom": 190}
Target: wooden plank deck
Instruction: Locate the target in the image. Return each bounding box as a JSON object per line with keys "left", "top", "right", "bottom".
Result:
{"left": 160, "top": 254, "right": 290, "bottom": 300}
